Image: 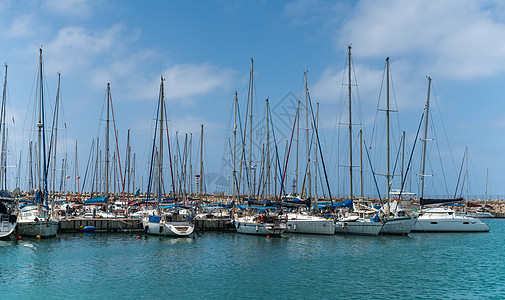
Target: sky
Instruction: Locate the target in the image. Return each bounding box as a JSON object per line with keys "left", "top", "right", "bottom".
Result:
{"left": 1, "top": 0, "right": 505, "bottom": 199}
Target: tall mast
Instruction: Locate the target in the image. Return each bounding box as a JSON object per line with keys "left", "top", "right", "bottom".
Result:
{"left": 314, "top": 102, "right": 319, "bottom": 200}
{"left": 420, "top": 77, "right": 432, "bottom": 200}
{"left": 105, "top": 83, "right": 110, "bottom": 201}
{"left": 200, "top": 124, "right": 204, "bottom": 201}
{"left": 296, "top": 99, "right": 300, "bottom": 195}
{"left": 386, "top": 57, "right": 391, "bottom": 211}
{"left": 158, "top": 76, "right": 164, "bottom": 204}
{"left": 248, "top": 58, "right": 253, "bottom": 198}
{"left": 37, "top": 49, "right": 43, "bottom": 191}
{"left": 52, "top": 72, "right": 61, "bottom": 196}
{"left": 485, "top": 168, "right": 488, "bottom": 201}
{"left": 360, "top": 129, "right": 363, "bottom": 198}
{"left": 76, "top": 141, "right": 79, "bottom": 194}
{"left": 401, "top": 130, "right": 405, "bottom": 189}
{"left": 233, "top": 92, "right": 237, "bottom": 201}
{"left": 0, "top": 64, "right": 7, "bottom": 190}
{"left": 348, "top": 45, "right": 353, "bottom": 200}
{"left": 305, "top": 72, "right": 311, "bottom": 198}
{"left": 266, "top": 98, "right": 270, "bottom": 199}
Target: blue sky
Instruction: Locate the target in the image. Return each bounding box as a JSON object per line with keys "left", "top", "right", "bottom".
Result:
{"left": 1, "top": 0, "right": 505, "bottom": 199}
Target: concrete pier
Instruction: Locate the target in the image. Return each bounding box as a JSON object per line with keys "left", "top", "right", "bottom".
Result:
{"left": 59, "top": 218, "right": 144, "bottom": 233}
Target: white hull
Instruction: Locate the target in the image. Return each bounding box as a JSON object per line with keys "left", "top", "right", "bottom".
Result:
{"left": 144, "top": 221, "right": 194, "bottom": 237}
{"left": 465, "top": 212, "right": 495, "bottom": 218}
{"left": 412, "top": 217, "right": 489, "bottom": 232}
{"left": 380, "top": 216, "right": 418, "bottom": 235}
{"left": 0, "top": 220, "right": 16, "bottom": 239}
{"left": 17, "top": 220, "right": 59, "bottom": 238}
{"left": 286, "top": 214, "right": 335, "bottom": 235}
{"left": 412, "top": 208, "right": 489, "bottom": 232}
{"left": 234, "top": 217, "right": 286, "bottom": 236}
{"left": 335, "top": 220, "right": 383, "bottom": 235}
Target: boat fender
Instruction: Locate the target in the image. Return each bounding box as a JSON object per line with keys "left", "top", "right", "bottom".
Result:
{"left": 294, "top": 224, "right": 297, "bottom": 231}
{"left": 342, "top": 222, "right": 346, "bottom": 229}
{"left": 237, "top": 222, "right": 240, "bottom": 229}
{"left": 144, "top": 225, "right": 149, "bottom": 233}
{"left": 34, "top": 217, "right": 39, "bottom": 223}
{"left": 255, "top": 225, "right": 259, "bottom": 232}
{"left": 159, "top": 226, "right": 163, "bottom": 234}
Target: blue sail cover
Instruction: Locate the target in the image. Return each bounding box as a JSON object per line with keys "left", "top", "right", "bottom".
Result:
{"left": 84, "top": 196, "right": 107, "bottom": 204}
{"left": 332, "top": 199, "right": 353, "bottom": 209}
{"left": 0, "top": 190, "right": 12, "bottom": 198}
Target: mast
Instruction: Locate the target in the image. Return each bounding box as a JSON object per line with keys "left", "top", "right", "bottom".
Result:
{"left": 158, "top": 76, "right": 164, "bottom": 205}
{"left": 314, "top": 102, "right": 319, "bottom": 200}
{"left": 401, "top": 130, "right": 405, "bottom": 188}
{"left": 0, "top": 64, "right": 7, "bottom": 190}
{"left": 52, "top": 72, "right": 61, "bottom": 196}
{"left": 233, "top": 92, "right": 237, "bottom": 201}
{"left": 200, "top": 124, "right": 204, "bottom": 201}
{"left": 420, "top": 77, "right": 431, "bottom": 200}
{"left": 305, "top": 72, "right": 311, "bottom": 198}
{"left": 386, "top": 57, "right": 391, "bottom": 213}
{"left": 348, "top": 45, "right": 353, "bottom": 200}
{"left": 266, "top": 98, "right": 270, "bottom": 199}
{"left": 248, "top": 58, "right": 253, "bottom": 199}
{"left": 360, "top": 129, "right": 363, "bottom": 198}
{"left": 105, "top": 83, "right": 110, "bottom": 204}
{"left": 296, "top": 100, "right": 300, "bottom": 195}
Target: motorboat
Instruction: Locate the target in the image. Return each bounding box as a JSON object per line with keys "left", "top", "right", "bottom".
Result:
{"left": 412, "top": 207, "right": 489, "bottom": 232}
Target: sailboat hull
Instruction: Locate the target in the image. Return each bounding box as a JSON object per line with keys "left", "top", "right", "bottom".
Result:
{"left": 0, "top": 216, "right": 17, "bottom": 240}
{"left": 286, "top": 214, "right": 335, "bottom": 235}
{"left": 234, "top": 218, "right": 286, "bottom": 236}
{"left": 17, "top": 220, "right": 59, "bottom": 238}
{"left": 380, "top": 216, "right": 418, "bottom": 235}
{"left": 145, "top": 221, "right": 194, "bottom": 237}
{"left": 334, "top": 220, "right": 383, "bottom": 236}
{"left": 412, "top": 216, "right": 489, "bottom": 232}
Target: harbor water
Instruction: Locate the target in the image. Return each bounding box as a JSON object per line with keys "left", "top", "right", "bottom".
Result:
{"left": 1, "top": 219, "right": 504, "bottom": 299}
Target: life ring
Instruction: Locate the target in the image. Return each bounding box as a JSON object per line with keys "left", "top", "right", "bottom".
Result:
{"left": 257, "top": 215, "right": 263, "bottom": 223}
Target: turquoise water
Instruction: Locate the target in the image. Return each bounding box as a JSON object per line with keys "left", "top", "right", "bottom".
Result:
{"left": 1, "top": 219, "right": 504, "bottom": 299}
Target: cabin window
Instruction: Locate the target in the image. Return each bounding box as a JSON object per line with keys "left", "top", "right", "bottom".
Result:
{"left": 430, "top": 222, "right": 438, "bottom": 224}
{"left": 463, "top": 222, "right": 469, "bottom": 224}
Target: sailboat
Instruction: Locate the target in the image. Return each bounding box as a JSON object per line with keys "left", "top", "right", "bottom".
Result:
{"left": 0, "top": 64, "right": 17, "bottom": 240}
{"left": 233, "top": 59, "right": 287, "bottom": 236}
{"left": 17, "top": 49, "right": 59, "bottom": 238}
{"left": 284, "top": 73, "right": 335, "bottom": 235}
{"left": 334, "top": 46, "right": 383, "bottom": 236}
{"left": 377, "top": 57, "right": 418, "bottom": 235}
{"left": 411, "top": 77, "right": 489, "bottom": 233}
{"left": 143, "top": 76, "right": 194, "bottom": 237}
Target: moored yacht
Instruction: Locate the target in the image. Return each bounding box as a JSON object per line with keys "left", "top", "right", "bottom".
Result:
{"left": 412, "top": 206, "right": 489, "bottom": 232}
{"left": 285, "top": 212, "right": 334, "bottom": 235}
{"left": 0, "top": 201, "right": 17, "bottom": 240}
{"left": 234, "top": 213, "right": 287, "bottom": 236}
{"left": 17, "top": 203, "right": 59, "bottom": 238}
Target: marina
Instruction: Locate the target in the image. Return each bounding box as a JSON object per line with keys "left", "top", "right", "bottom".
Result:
{"left": 3, "top": 1, "right": 505, "bottom": 298}
{"left": 1, "top": 219, "right": 504, "bottom": 298}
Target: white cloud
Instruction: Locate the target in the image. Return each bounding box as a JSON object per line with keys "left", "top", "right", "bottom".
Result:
{"left": 7, "top": 15, "right": 36, "bottom": 38}
{"left": 44, "top": 24, "right": 125, "bottom": 75}
{"left": 337, "top": 0, "right": 505, "bottom": 79}
{"left": 44, "top": 0, "right": 92, "bottom": 18}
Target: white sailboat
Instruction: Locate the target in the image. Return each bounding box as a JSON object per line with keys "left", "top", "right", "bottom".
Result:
{"left": 378, "top": 57, "right": 417, "bottom": 235}
{"left": 17, "top": 49, "right": 59, "bottom": 238}
{"left": 412, "top": 77, "right": 489, "bottom": 233}
{"left": 286, "top": 211, "right": 335, "bottom": 235}
{"left": 0, "top": 201, "right": 16, "bottom": 239}
{"left": 143, "top": 76, "right": 194, "bottom": 237}
{"left": 234, "top": 213, "right": 287, "bottom": 236}
{"left": 413, "top": 206, "right": 489, "bottom": 232}
{"left": 334, "top": 46, "right": 383, "bottom": 236}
